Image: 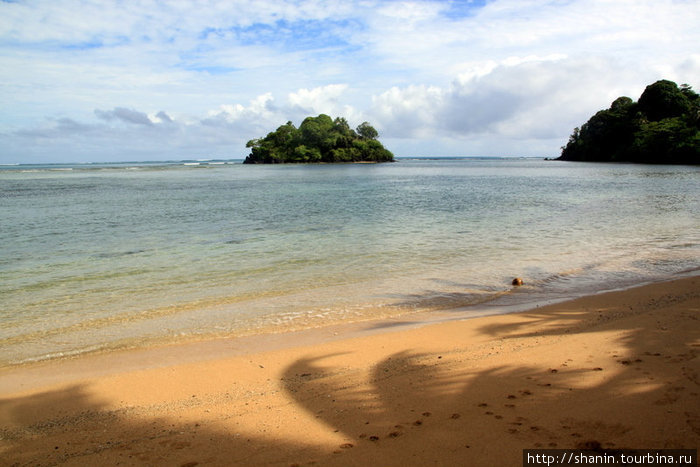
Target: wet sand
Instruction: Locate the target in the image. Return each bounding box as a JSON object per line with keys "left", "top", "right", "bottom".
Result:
{"left": 1, "top": 276, "right": 698, "bottom": 466}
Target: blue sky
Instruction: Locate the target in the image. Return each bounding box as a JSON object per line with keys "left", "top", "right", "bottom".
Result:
{"left": 1, "top": 0, "right": 699, "bottom": 163}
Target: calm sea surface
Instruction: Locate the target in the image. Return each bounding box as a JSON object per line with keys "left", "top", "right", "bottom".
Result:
{"left": 1, "top": 158, "right": 698, "bottom": 366}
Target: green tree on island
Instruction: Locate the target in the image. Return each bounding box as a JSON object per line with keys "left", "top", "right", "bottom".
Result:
{"left": 244, "top": 114, "right": 394, "bottom": 163}
{"left": 558, "top": 80, "right": 699, "bottom": 164}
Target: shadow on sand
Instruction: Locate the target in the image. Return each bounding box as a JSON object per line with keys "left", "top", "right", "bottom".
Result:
{"left": 1, "top": 279, "right": 698, "bottom": 466}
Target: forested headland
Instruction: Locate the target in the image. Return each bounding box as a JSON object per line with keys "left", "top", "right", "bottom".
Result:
{"left": 558, "top": 80, "right": 699, "bottom": 164}
{"left": 243, "top": 114, "right": 394, "bottom": 164}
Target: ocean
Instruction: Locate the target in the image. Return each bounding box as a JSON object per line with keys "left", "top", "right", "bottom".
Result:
{"left": 1, "top": 158, "right": 698, "bottom": 366}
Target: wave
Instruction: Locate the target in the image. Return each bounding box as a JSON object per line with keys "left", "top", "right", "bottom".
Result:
{"left": 0, "top": 159, "right": 243, "bottom": 174}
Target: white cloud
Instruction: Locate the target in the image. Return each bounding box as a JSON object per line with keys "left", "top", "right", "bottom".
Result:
{"left": 1, "top": 0, "right": 700, "bottom": 162}
{"left": 206, "top": 93, "right": 277, "bottom": 125}
{"left": 288, "top": 84, "right": 348, "bottom": 114}
{"left": 367, "top": 54, "right": 638, "bottom": 143}
{"left": 95, "top": 108, "right": 154, "bottom": 126}
{"left": 369, "top": 85, "right": 443, "bottom": 138}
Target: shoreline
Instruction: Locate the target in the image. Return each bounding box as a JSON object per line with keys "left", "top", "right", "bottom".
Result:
{"left": 2, "top": 270, "right": 697, "bottom": 374}
{"left": 1, "top": 275, "right": 698, "bottom": 465}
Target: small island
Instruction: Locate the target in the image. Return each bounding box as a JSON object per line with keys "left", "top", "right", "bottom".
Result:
{"left": 244, "top": 114, "right": 394, "bottom": 164}
{"left": 558, "top": 80, "right": 699, "bottom": 164}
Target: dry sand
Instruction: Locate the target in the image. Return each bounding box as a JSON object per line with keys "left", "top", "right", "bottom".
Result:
{"left": 1, "top": 276, "right": 698, "bottom": 466}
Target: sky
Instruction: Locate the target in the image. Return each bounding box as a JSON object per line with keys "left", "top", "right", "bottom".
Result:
{"left": 1, "top": 0, "right": 699, "bottom": 163}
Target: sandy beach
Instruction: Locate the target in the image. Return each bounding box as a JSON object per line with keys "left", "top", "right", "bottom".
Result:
{"left": 1, "top": 276, "right": 698, "bottom": 466}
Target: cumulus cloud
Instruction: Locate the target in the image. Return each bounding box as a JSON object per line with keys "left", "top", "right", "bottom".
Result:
{"left": 94, "top": 107, "right": 154, "bottom": 126}
{"left": 14, "top": 118, "right": 96, "bottom": 140}
{"left": 288, "top": 84, "right": 348, "bottom": 114}
{"left": 369, "top": 85, "right": 443, "bottom": 138}
{"left": 200, "top": 93, "right": 281, "bottom": 140}
{"left": 4, "top": 83, "right": 365, "bottom": 162}
{"left": 154, "top": 111, "right": 174, "bottom": 124}
{"left": 199, "top": 85, "right": 365, "bottom": 136}
{"left": 366, "top": 51, "right": 684, "bottom": 149}
{"left": 2, "top": 0, "right": 700, "bottom": 162}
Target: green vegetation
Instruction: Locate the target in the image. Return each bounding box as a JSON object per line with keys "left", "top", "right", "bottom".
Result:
{"left": 558, "top": 80, "right": 699, "bottom": 164}
{"left": 243, "top": 114, "right": 394, "bottom": 164}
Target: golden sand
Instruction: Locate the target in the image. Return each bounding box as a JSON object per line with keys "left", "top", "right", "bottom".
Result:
{"left": 1, "top": 276, "right": 698, "bottom": 466}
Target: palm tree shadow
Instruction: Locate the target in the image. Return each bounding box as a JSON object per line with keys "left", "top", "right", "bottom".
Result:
{"left": 2, "top": 283, "right": 698, "bottom": 466}
{"left": 281, "top": 351, "right": 447, "bottom": 439}
{"left": 0, "top": 382, "right": 333, "bottom": 466}
{"left": 276, "top": 286, "right": 699, "bottom": 463}
{"left": 279, "top": 349, "right": 575, "bottom": 465}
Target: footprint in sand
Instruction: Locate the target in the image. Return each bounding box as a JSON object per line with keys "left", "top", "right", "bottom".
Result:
{"left": 685, "top": 412, "right": 700, "bottom": 436}
{"left": 168, "top": 441, "right": 191, "bottom": 450}
{"left": 654, "top": 386, "right": 685, "bottom": 405}
{"left": 575, "top": 440, "right": 602, "bottom": 450}
{"left": 386, "top": 424, "right": 405, "bottom": 438}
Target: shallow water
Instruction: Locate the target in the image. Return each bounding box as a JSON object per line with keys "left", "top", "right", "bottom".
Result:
{"left": 1, "top": 158, "right": 698, "bottom": 365}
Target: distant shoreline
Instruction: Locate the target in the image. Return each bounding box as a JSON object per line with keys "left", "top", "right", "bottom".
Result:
{"left": 0, "top": 156, "right": 549, "bottom": 168}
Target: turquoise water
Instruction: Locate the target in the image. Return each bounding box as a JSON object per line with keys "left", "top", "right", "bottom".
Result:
{"left": 1, "top": 158, "right": 699, "bottom": 366}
